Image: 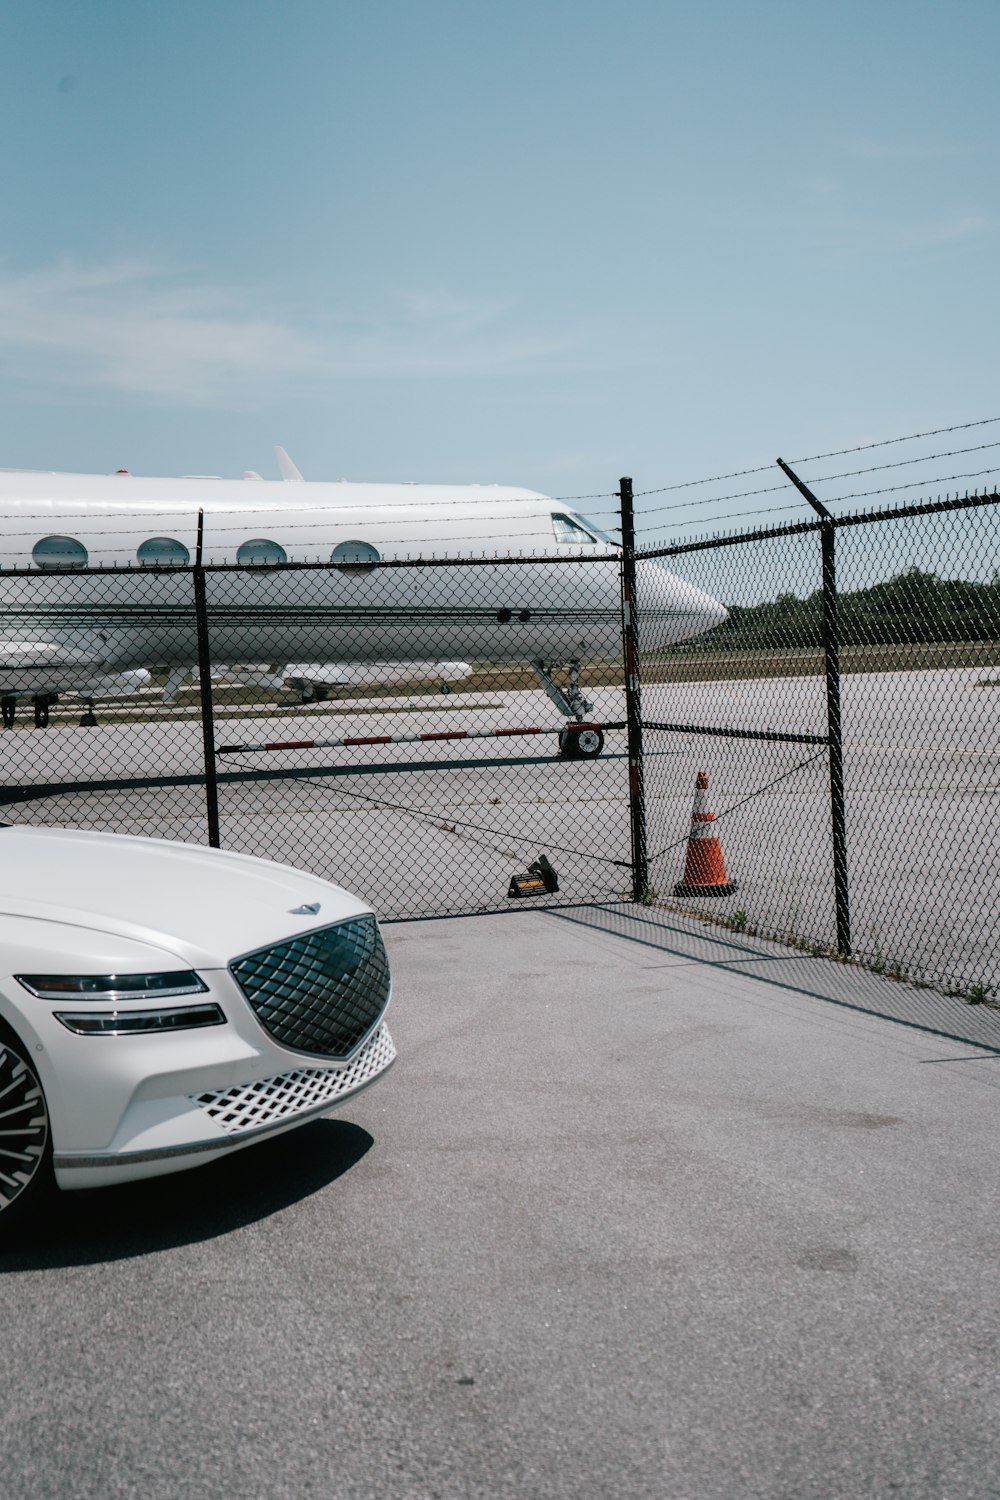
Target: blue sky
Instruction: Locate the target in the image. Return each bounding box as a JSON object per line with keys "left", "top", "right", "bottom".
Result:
{"left": 1, "top": 0, "right": 997, "bottom": 540}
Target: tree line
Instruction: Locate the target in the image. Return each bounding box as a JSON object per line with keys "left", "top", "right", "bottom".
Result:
{"left": 716, "top": 567, "right": 1000, "bottom": 649}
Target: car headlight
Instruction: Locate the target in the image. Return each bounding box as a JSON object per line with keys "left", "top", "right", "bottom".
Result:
{"left": 14, "top": 971, "right": 224, "bottom": 1034}
{"left": 16, "top": 970, "right": 209, "bottom": 1000}
{"left": 52, "top": 1003, "right": 226, "bottom": 1036}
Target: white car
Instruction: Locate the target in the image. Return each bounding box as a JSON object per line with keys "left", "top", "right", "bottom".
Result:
{"left": 0, "top": 827, "right": 395, "bottom": 1233}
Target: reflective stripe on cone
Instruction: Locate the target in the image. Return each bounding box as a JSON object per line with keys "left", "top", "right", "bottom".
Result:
{"left": 673, "top": 769, "right": 738, "bottom": 898}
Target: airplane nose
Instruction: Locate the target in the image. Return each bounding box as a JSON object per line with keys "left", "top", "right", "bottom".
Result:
{"left": 700, "top": 593, "right": 730, "bottom": 632}
{"left": 635, "top": 561, "right": 728, "bottom": 646}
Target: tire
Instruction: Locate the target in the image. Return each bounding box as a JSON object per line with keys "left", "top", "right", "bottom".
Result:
{"left": 0, "top": 1028, "right": 53, "bottom": 1238}
{"left": 557, "top": 725, "right": 605, "bottom": 760}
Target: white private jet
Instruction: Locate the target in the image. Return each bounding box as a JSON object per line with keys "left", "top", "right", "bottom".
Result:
{"left": 0, "top": 451, "right": 727, "bottom": 756}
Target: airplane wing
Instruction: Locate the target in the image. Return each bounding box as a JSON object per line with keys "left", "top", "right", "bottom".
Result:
{"left": 0, "top": 641, "right": 103, "bottom": 668}
{"left": 0, "top": 639, "right": 150, "bottom": 705}
{"left": 282, "top": 662, "right": 473, "bottom": 688}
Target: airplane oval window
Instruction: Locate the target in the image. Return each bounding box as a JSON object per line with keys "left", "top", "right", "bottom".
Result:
{"left": 137, "top": 536, "right": 190, "bottom": 567}
{"left": 32, "top": 535, "right": 89, "bottom": 571}
{"left": 237, "top": 538, "right": 287, "bottom": 566}
{"left": 331, "top": 540, "right": 381, "bottom": 570}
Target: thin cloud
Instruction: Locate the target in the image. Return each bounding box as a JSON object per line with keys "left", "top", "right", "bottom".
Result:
{"left": 0, "top": 259, "right": 588, "bottom": 406}
{"left": 842, "top": 136, "right": 986, "bottom": 163}
{"left": 840, "top": 211, "right": 990, "bottom": 255}
{"left": 0, "top": 259, "right": 327, "bottom": 403}
{"left": 918, "top": 214, "right": 989, "bottom": 245}
{"left": 792, "top": 178, "right": 991, "bottom": 260}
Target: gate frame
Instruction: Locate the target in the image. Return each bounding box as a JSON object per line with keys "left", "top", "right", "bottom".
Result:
{"left": 629, "top": 486, "right": 1000, "bottom": 956}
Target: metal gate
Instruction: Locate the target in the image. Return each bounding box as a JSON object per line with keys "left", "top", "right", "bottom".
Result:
{"left": 632, "top": 487, "right": 1000, "bottom": 1007}
{"left": 1, "top": 480, "right": 997, "bottom": 1019}
{"left": 0, "top": 553, "right": 637, "bottom": 920}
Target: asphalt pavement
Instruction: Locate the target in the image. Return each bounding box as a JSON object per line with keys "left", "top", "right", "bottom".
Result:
{"left": 2, "top": 905, "right": 998, "bottom": 1500}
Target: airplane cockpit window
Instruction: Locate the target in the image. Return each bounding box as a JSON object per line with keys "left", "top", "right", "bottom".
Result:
{"left": 577, "top": 513, "right": 618, "bottom": 546}
{"left": 551, "top": 513, "right": 599, "bottom": 545}
{"left": 236, "top": 538, "right": 287, "bottom": 566}
{"left": 32, "top": 535, "right": 88, "bottom": 570}
{"left": 551, "top": 512, "right": 619, "bottom": 546}
{"left": 137, "top": 537, "right": 190, "bottom": 567}
{"left": 331, "top": 540, "right": 381, "bottom": 569}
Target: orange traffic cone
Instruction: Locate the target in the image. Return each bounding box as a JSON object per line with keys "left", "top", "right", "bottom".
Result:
{"left": 673, "top": 770, "right": 738, "bottom": 898}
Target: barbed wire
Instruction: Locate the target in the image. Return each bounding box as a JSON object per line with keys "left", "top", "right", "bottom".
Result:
{"left": 789, "top": 414, "right": 1000, "bottom": 465}
{"left": 802, "top": 466, "right": 1000, "bottom": 509}
{"left": 2, "top": 417, "right": 999, "bottom": 542}
{"left": 636, "top": 468, "right": 1000, "bottom": 534}
{"left": 633, "top": 440, "right": 1000, "bottom": 522}
{"left": 637, "top": 502, "right": 802, "bottom": 534}
{"left": 1, "top": 471, "right": 614, "bottom": 507}
{"left": 2, "top": 474, "right": 994, "bottom": 553}
{"left": 0, "top": 508, "right": 204, "bottom": 521}
{"left": 635, "top": 480, "right": 790, "bottom": 521}
{"left": 787, "top": 438, "right": 1000, "bottom": 486}
{"left": 548, "top": 490, "right": 620, "bottom": 502}
{"left": 633, "top": 463, "right": 776, "bottom": 499}
{"left": 0, "top": 493, "right": 565, "bottom": 516}
{"left": 632, "top": 414, "right": 1000, "bottom": 501}
{"left": 0, "top": 523, "right": 616, "bottom": 553}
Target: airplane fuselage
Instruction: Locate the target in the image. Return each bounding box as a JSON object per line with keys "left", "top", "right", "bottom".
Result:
{"left": 0, "top": 468, "right": 727, "bottom": 703}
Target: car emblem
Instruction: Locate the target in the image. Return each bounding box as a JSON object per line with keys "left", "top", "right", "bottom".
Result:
{"left": 290, "top": 901, "right": 322, "bottom": 915}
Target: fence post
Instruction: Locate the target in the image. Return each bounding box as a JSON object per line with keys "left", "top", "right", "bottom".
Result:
{"left": 193, "top": 510, "right": 221, "bottom": 848}
{"left": 776, "top": 460, "right": 851, "bottom": 955}
{"left": 619, "top": 476, "right": 649, "bottom": 902}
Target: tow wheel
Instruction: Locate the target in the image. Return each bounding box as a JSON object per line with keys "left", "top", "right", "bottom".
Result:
{"left": 0, "top": 1030, "right": 53, "bottom": 1238}
{"left": 558, "top": 724, "right": 605, "bottom": 760}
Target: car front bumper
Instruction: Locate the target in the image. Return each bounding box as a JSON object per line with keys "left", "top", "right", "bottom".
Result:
{"left": 51, "top": 1019, "right": 396, "bottom": 1189}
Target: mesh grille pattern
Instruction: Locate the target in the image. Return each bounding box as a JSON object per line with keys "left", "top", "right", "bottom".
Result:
{"left": 229, "top": 914, "right": 390, "bottom": 1056}
{"left": 191, "top": 1021, "right": 395, "bottom": 1134}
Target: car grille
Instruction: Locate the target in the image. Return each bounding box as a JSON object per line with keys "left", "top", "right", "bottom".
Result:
{"left": 191, "top": 1022, "right": 396, "bottom": 1135}
{"left": 229, "top": 914, "right": 390, "bottom": 1057}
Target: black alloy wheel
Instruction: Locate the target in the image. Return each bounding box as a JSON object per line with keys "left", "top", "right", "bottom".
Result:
{"left": 557, "top": 725, "right": 605, "bottom": 760}
{"left": 0, "top": 1031, "right": 53, "bottom": 1236}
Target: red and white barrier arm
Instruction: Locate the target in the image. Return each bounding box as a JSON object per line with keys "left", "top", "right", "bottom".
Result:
{"left": 215, "top": 723, "right": 592, "bottom": 756}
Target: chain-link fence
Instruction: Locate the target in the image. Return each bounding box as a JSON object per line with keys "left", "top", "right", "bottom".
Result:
{"left": 1, "top": 484, "right": 997, "bottom": 1046}
{"left": 635, "top": 491, "right": 1000, "bottom": 1023}
{"left": 0, "top": 553, "right": 636, "bottom": 918}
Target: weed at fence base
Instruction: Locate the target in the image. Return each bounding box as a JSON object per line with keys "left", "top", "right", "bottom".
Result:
{"left": 642, "top": 895, "right": 1000, "bottom": 995}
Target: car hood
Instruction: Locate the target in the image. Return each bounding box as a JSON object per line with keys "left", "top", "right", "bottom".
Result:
{"left": 0, "top": 827, "right": 371, "bottom": 968}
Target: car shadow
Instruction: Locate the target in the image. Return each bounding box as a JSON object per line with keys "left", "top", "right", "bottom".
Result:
{"left": 0, "top": 1118, "right": 374, "bottom": 1271}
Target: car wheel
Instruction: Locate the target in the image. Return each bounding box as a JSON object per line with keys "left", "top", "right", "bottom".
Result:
{"left": 0, "top": 1027, "right": 53, "bottom": 1237}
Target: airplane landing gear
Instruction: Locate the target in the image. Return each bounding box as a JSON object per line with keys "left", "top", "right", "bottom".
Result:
{"left": 532, "top": 660, "right": 604, "bottom": 760}
{"left": 1, "top": 696, "right": 15, "bottom": 729}
{"left": 557, "top": 724, "right": 605, "bottom": 760}
{"left": 532, "top": 659, "right": 593, "bottom": 722}
{"left": 79, "top": 698, "right": 98, "bottom": 727}
{"left": 161, "top": 665, "right": 191, "bottom": 705}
